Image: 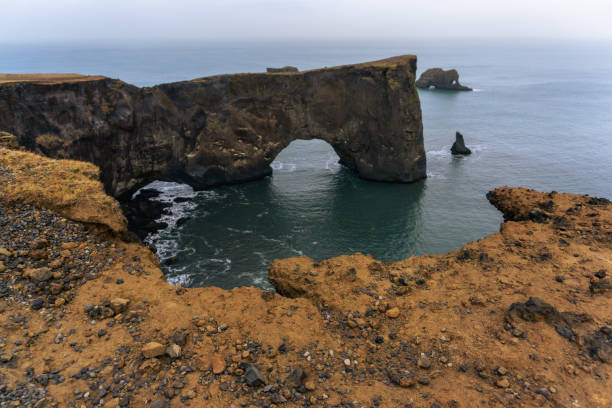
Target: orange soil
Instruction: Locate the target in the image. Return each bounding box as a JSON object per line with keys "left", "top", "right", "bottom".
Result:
{"left": 0, "top": 151, "right": 610, "bottom": 408}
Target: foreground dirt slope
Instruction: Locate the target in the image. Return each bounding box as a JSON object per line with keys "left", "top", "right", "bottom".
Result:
{"left": 0, "top": 151, "right": 610, "bottom": 408}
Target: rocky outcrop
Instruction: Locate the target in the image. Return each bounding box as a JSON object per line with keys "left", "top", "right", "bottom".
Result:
{"left": 416, "top": 68, "right": 472, "bottom": 91}
{"left": 266, "top": 66, "right": 298, "bottom": 73}
{"left": 0, "top": 146, "right": 127, "bottom": 233}
{"left": 451, "top": 131, "right": 472, "bottom": 155}
{"left": 0, "top": 55, "right": 425, "bottom": 198}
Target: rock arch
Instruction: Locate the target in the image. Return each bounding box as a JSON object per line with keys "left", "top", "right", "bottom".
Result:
{"left": 0, "top": 55, "right": 426, "bottom": 198}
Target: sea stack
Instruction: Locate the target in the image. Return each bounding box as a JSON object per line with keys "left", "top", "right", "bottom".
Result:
{"left": 451, "top": 132, "right": 472, "bottom": 155}
{"left": 416, "top": 68, "right": 472, "bottom": 91}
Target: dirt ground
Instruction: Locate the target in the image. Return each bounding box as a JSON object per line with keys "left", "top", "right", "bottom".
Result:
{"left": 0, "top": 147, "right": 610, "bottom": 407}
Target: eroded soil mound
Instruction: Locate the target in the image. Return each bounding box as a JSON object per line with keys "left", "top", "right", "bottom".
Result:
{"left": 0, "top": 146, "right": 126, "bottom": 233}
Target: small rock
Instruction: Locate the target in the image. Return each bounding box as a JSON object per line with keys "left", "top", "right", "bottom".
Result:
{"left": 110, "top": 298, "right": 130, "bottom": 314}
{"left": 142, "top": 342, "right": 165, "bottom": 358}
{"left": 418, "top": 357, "right": 431, "bottom": 369}
{"left": 171, "top": 330, "right": 187, "bottom": 346}
{"left": 286, "top": 367, "right": 306, "bottom": 387}
{"left": 399, "top": 377, "right": 415, "bottom": 388}
{"left": 496, "top": 366, "right": 508, "bottom": 376}
{"left": 212, "top": 354, "right": 226, "bottom": 374}
{"left": 386, "top": 307, "right": 400, "bottom": 319}
{"left": 418, "top": 376, "right": 430, "bottom": 385}
{"left": 150, "top": 400, "right": 166, "bottom": 408}
{"left": 24, "top": 267, "right": 52, "bottom": 282}
{"left": 304, "top": 380, "right": 316, "bottom": 391}
{"left": 244, "top": 364, "right": 266, "bottom": 387}
{"left": 166, "top": 344, "right": 181, "bottom": 359}
{"left": 496, "top": 378, "right": 510, "bottom": 388}
{"left": 32, "top": 298, "right": 45, "bottom": 310}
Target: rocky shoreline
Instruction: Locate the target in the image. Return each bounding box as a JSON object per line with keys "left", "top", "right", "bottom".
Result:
{"left": 0, "top": 147, "right": 611, "bottom": 407}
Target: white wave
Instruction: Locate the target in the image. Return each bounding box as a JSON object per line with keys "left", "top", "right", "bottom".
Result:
{"left": 166, "top": 273, "right": 192, "bottom": 287}
{"left": 325, "top": 156, "right": 341, "bottom": 172}
{"left": 427, "top": 143, "right": 487, "bottom": 159}
{"left": 426, "top": 147, "right": 451, "bottom": 158}
{"left": 271, "top": 161, "right": 296, "bottom": 172}
{"left": 426, "top": 171, "right": 446, "bottom": 180}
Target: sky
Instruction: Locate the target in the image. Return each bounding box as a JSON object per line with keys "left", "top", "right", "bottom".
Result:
{"left": 2, "top": 0, "right": 611, "bottom": 43}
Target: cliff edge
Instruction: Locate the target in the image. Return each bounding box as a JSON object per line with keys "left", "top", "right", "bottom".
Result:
{"left": 0, "top": 151, "right": 610, "bottom": 407}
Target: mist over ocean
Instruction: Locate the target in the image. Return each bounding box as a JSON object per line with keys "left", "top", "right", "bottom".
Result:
{"left": 3, "top": 39, "right": 611, "bottom": 288}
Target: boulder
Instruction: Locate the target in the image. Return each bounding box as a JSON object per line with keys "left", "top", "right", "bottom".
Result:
{"left": 451, "top": 132, "right": 472, "bottom": 155}
{"left": 416, "top": 68, "right": 472, "bottom": 91}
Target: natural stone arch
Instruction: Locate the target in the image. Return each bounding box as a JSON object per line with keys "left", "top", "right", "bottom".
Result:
{"left": 0, "top": 55, "right": 426, "bottom": 198}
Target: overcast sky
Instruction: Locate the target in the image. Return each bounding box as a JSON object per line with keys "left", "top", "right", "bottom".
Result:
{"left": 2, "top": 0, "right": 611, "bottom": 43}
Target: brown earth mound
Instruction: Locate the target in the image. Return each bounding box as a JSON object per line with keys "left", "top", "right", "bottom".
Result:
{"left": 0, "top": 153, "right": 610, "bottom": 407}
{"left": 0, "top": 146, "right": 127, "bottom": 233}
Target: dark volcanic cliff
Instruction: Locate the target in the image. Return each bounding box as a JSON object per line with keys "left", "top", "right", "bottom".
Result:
{"left": 0, "top": 55, "right": 425, "bottom": 198}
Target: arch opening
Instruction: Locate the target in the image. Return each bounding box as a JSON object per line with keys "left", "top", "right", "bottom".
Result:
{"left": 271, "top": 139, "right": 342, "bottom": 177}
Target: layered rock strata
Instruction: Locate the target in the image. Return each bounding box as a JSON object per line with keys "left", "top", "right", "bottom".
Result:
{"left": 0, "top": 55, "right": 425, "bottom": 198}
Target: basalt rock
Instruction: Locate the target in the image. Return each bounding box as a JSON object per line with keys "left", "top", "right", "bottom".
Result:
{"left": 451, "top": 131, "right": 472, "bottom": 155}
{"left": 416, "top": 68, "right": 472, "bottom": 91}
{"left": 0, "top": 55, "right": 425, "bottom": 198}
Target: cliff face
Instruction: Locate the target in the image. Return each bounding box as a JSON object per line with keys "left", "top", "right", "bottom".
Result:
{"left": 0, "top": 55, "right": 425, "bottom": 198}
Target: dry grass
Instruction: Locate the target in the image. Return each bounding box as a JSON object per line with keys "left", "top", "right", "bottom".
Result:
{"left": 0, "top": 73, "right": 106, "bottom": 84}
{"left": 0, "top": 147, "right": 126, "bottom": 233}
{"left": 0, "top": 131, "right": 19, "bottom": 149}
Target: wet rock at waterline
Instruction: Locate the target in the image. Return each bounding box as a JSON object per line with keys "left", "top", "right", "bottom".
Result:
{"left": 451, "top": 132, "right": 472, "bottom": 155}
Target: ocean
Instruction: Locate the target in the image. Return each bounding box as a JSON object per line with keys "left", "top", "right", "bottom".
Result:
{"left": 2, "top": 39, "right": 611, "bottom": 289}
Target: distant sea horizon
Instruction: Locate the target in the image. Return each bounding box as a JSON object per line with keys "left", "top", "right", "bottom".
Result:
{"left": 2, "top": 38, "right": 611, "bottom": 289}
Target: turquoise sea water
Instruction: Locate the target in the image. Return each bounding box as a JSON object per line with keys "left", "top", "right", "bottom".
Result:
{"left": 2, "top": 40, "right": 612, "bottom": 288}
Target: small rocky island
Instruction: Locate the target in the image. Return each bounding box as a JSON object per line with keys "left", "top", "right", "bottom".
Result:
{"left": 451, "top": 131, "right": 472, "bottom": 155}
{"left": 416, "top": 68, "right": 472, "bottom": 91}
